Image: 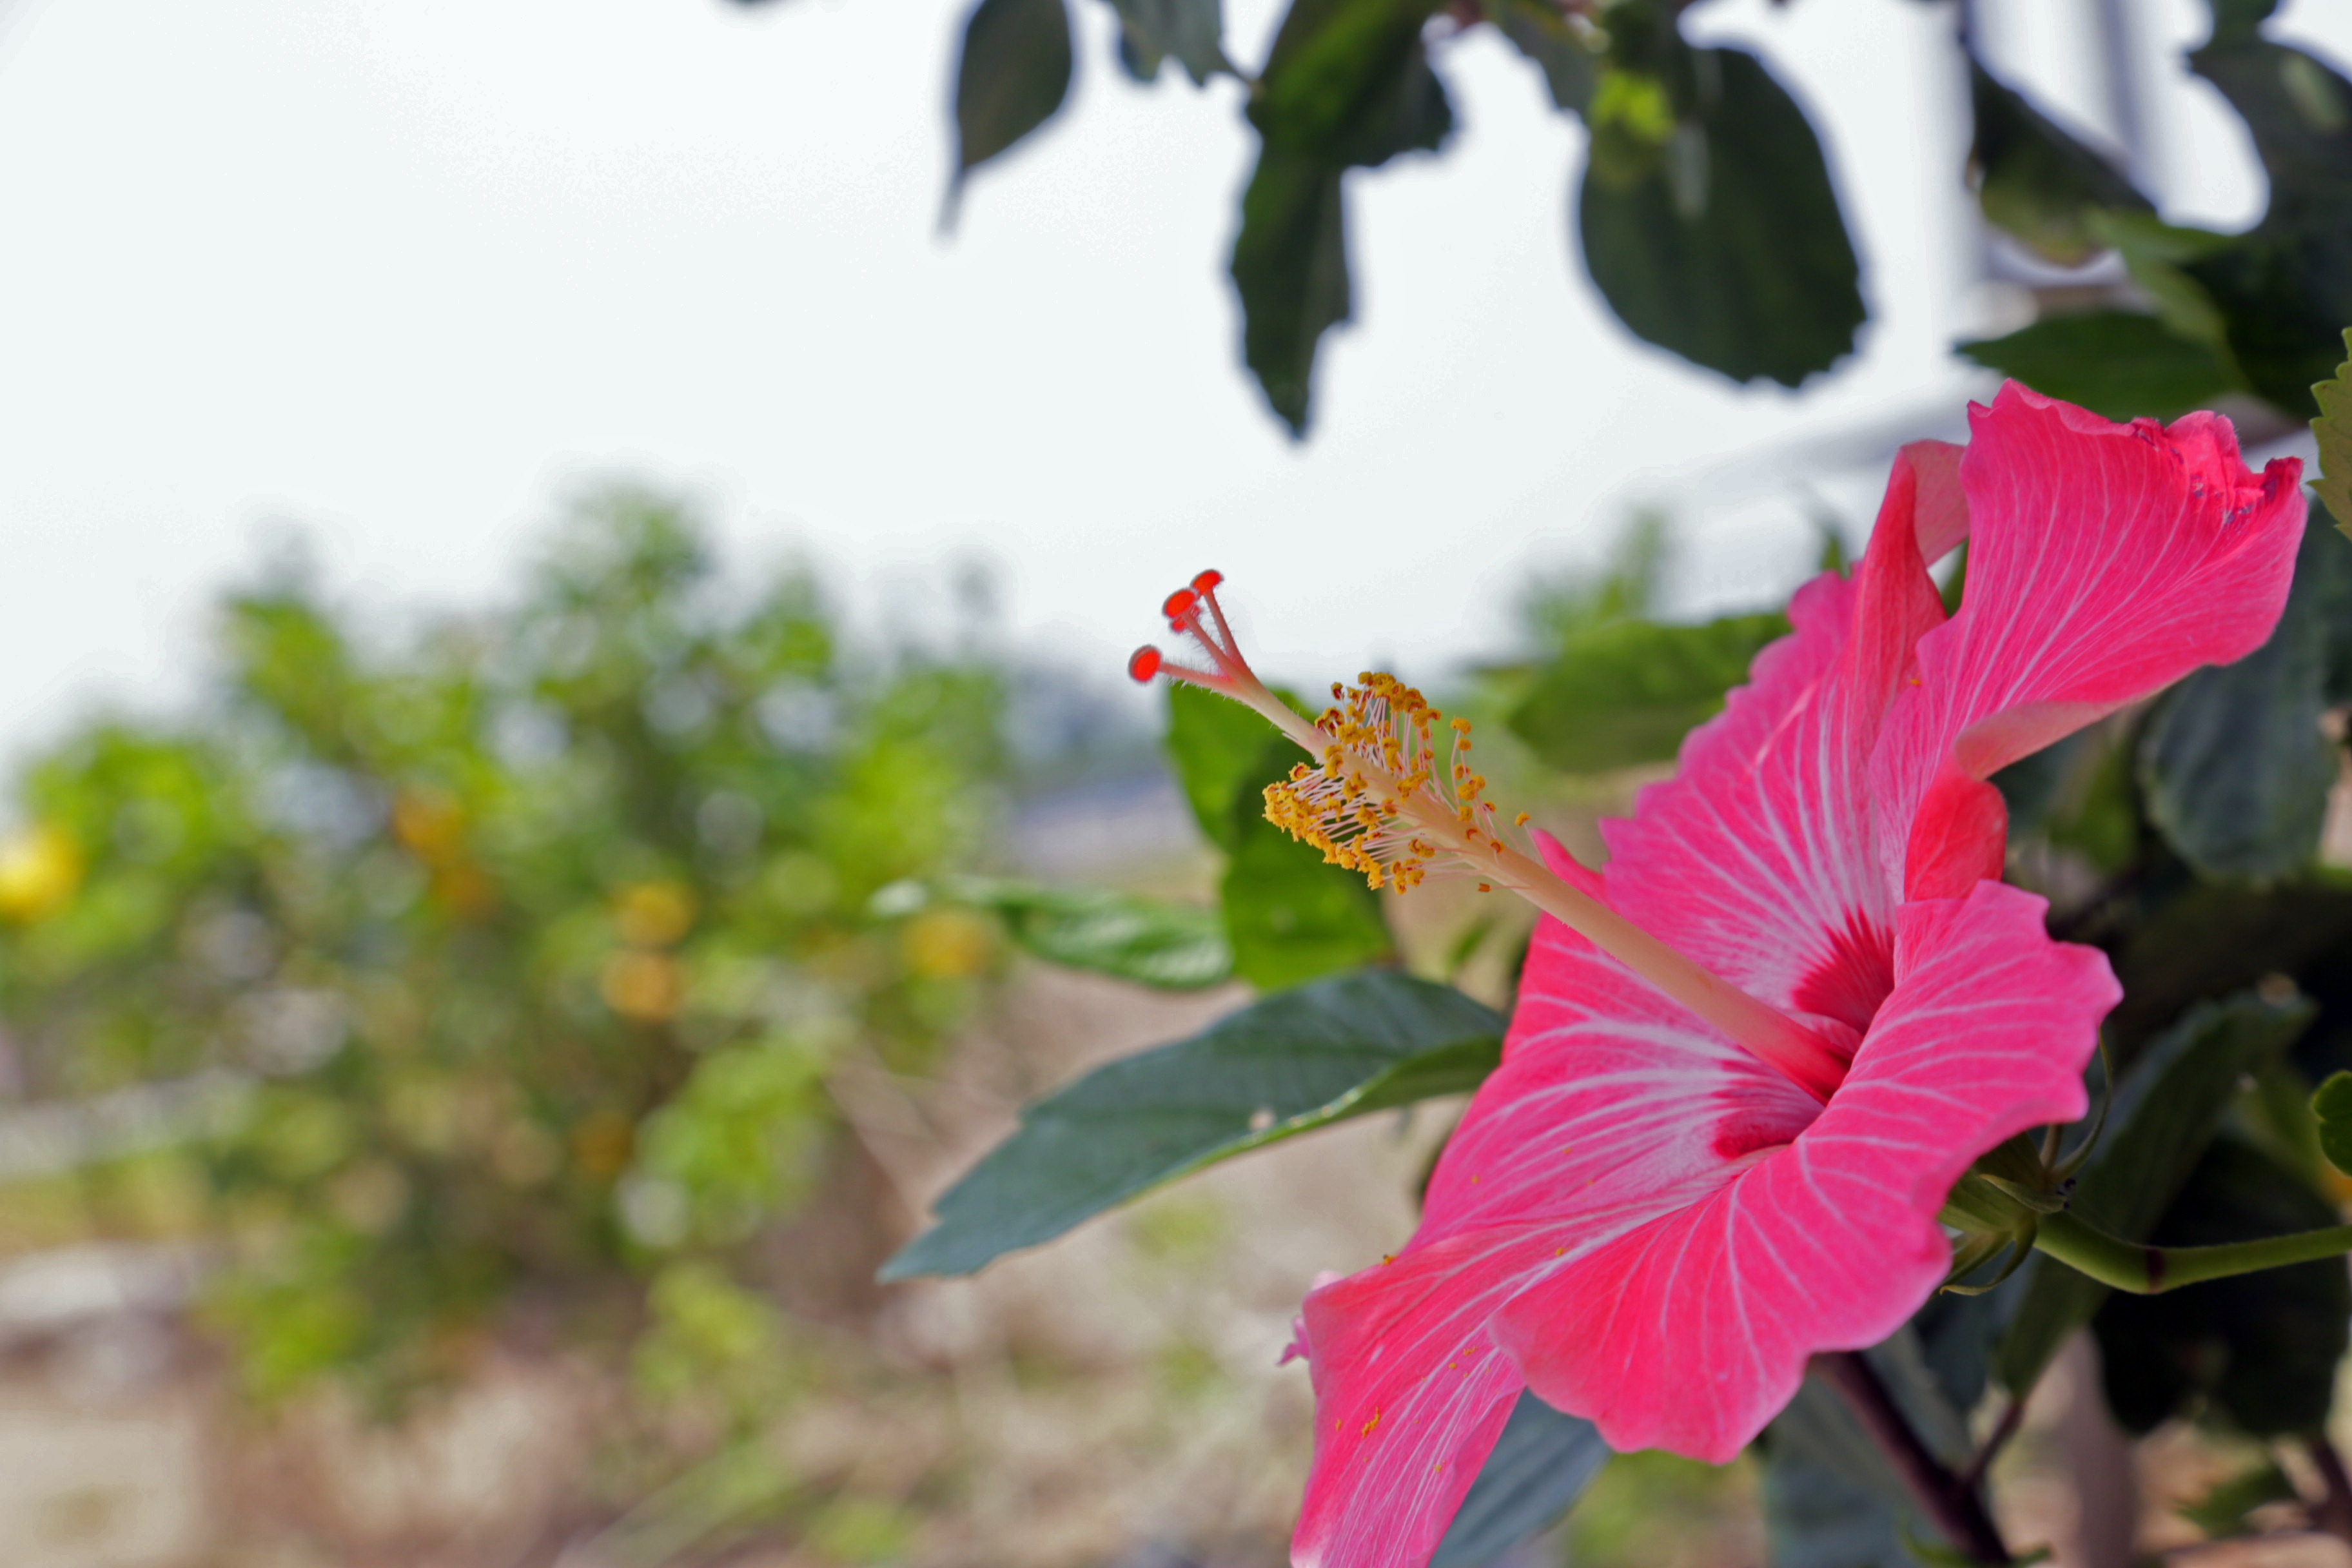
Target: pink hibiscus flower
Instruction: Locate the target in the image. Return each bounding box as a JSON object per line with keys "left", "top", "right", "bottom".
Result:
{"left": 1132, "top": 386, "right": 2306, "bottom": 1568}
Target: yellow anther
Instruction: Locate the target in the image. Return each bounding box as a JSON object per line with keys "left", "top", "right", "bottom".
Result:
{"left": 1259, "top": 671, "right": 1534, "bottom": 896}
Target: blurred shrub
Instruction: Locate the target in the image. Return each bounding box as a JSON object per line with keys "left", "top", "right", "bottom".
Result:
{"left": 1484, "top": 512, "right": 1888, "bottom": 782}
{"left": 0, "top": 488, "right": 1009, "bottom": 1409}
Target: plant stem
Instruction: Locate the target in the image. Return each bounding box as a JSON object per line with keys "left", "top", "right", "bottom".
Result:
{"left": 2034, "top": 1210, "right": 2352, "bottom": 1293}
{"left": 1814, "top": 1351, "right": 2012, "bottom": 1565}
{"left": 2309, "top": 1436, "right": 2352, "bottom": 1546}
{"left": 1959, "top": 1395, "right": 2026, "bottom": 1494}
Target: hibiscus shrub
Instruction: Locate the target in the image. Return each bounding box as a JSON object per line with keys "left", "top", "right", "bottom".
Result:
{"left": 889, "top": 359, "right": 2352, "bottom": 1567}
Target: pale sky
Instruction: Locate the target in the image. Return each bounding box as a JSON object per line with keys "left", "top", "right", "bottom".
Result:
{"left": 0, "top": 0, "right": 2340, "bottom": 769}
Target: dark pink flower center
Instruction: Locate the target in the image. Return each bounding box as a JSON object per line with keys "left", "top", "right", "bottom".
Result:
{"left": 1790, "top": 913, "right": 1896, "bottom": 1061}
{"left": 1709, "top": 917, "right": 1894, "bottom": 1158}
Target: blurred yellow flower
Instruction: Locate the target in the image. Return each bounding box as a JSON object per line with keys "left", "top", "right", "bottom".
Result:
{"left": 614, "top": 879, "right": 697, "bottom": 948}
{"left": 428, "top": 863, "right": 499, "bottom": 920}
{"left": 0, "top": 823, "right": 83, "bottom": 923}
{"left": 602, "top": 949, "right": 683, "bottom": 1023}
{"left": 390, "top": 788, "right": 467, "bottom": 861}
{"left": 902, "top": 908, "right": 994, "bottom": 979}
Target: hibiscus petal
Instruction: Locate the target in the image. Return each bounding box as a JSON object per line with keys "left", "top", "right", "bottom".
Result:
{"left": 1603, "top": 443, "right": 1950, "bottom": 1039}
{"left": 1876, "top": 384, "right": 2306, "bottom": 897}
{"left": 1291, "top": 899, "right": 1815, "bottom": 1567}
{"left": 1491, "top": 881, "right": 2117, "bottom": 1461}
{"left": 1905, "top": 438, "right": 1970, "bottom": 565}
{"left": 1288, "top": 1240, "right": 1538, "bottom": 1568}
{"left": 1428, "top": 892, "right": 1818, "bottom": 1242}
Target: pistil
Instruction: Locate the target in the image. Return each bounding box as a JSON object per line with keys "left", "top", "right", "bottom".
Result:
{"left": 1132, "top": 571, "right": 1849, "bottom": 1105}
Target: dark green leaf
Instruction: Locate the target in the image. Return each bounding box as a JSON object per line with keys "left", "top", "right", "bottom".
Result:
{"left": 1957, "top": 311, "right": 2239, "bottom": 423}
{"left": 2106, "top": 885, "right": 2352, "bottom": 1059}
{"left": 1251, "top": 0, "right": 1449, "bottom": 164}
{"left": 2180, "top": 1458, "right": 2300, "bottom": 1540}
{"left": 2205, "top": 0, "right": 2279, "bottom": 48}
{"left": 1431, "top": 1393, "right": 1610, "bottom": 1567}
{"left": 1231, "top": 0, "right": 1450, "bottom": 433}
{"left": 1762, "top": 1384, "right": 1910, "bottom": 1568}
{"left": 1489, "top": 0, "right": 1596, "bottom": 116}
{"left": 941, "top": 876, "right": 1231, "bottom": 989}
{"left": 2289, "top": 932, "right": 2352, "bottom": 1091}
{"left": 2037, "top": 725, "right": 2140, "bottom": 876}
{"left": 2092, "top": 1136, "right": 2349, "bottom": 1436}
{"left": 2309, "top": 1069, "right": 2352, "bottom": 1177}
{"left": 881, "top": 971, "right": 1501, "bottom": 1279}
{"left": 1576, "top": 48, "right": 1863, "bottom": 387}
{"left": 1910, "top": 1287, "right": 2008, "bottom": 1430}
{"left": 2193, "top": 26, "right": 2352, "bottom": 233}
{"left": 1756, "top": 1295, "right": 2006, "bottom": 1568}
{"left": 2141, "top": 520, "right": 2352, "bottom": 880}
{"left": 1318, "top": 34, "right": 1452, "bottom": 172}
{"left": 2182, "top": 244, "right": 2352, "bottom": 420}
{"left": 2317, "top": 329, "right": 2352, "bottom": 541}
{"left": 1230, "top": 19, "right": 1451, "bottom": 435}
{"left": 1762, "top": 1330, "right": 1970, "bottom": 1568}
{"left": 1165, "top": 681, "right": 1302, "bottom": 855}
{"left": 1968, "top": 57, "right": 2150, "bottom": 266}
{"left": 1105, "top": 0, "right": 1224, "bottom": 84}
{"left": 1505, "top": 612, "right": 1787, "bottom": 776}
{"left": 952, "top": 0, "right": 1073, "bottom": 190}
{"left": 2182, "top": 30, "right": 2352, "bottom": 416}
{"left": 1231, "top": 150, "right": 1351, "bottom": 438}
{"left": 1994, "top": 991, "right": 2315, "bottom": 1395}
{"left": 1991, "top": 728, "right": 2099, "bottom": 840}
{"left": 2092, "top": 211, "right": 2240, "bottom": 353}
{"left": 1222, "top": 734, "right": 1394, "bottom": 988}
{"left": 2239, "top": 1056, "right": 2330, "bottom": 1187}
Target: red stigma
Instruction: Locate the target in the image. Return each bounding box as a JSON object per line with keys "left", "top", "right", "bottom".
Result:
{"left": 1162, "top": 587, "right": 1200, "bottom": 623}
{"left": 1128, "top": 645, "right": 1164, "bottom": 683}
{"left": 1191, "top": 569, "right": 1224, "bottom": 594}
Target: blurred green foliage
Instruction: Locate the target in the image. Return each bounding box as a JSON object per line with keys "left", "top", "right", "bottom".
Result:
{"left": 1568, "top": 1449, "right": 1759, "bottom": 1567}
{"left": 2318, "top": 331, "right": 2352, "bottom": 538}
{"left": 1485, "top": 511, "right": 1792, "bottom": 778}
{"left": 1508, "top": 611, "right": 1788, "bottom": 776}
{"left": 0, "top": 489, "right": 1013, "bottom": 1408}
